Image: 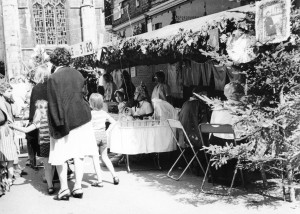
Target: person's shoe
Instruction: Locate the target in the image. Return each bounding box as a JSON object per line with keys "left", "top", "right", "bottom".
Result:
{"left": 71, "top": 188, "right": 83, "bottom": 199}
{"left": 113, "top": 177, "right": 119, "bottom": 185}
{"left": 53, "top": 189, "right": 70, "bottom": 201}
{"left": 91, "top": 181, "right": 104, "bottom": 187}
{"left": 25, "top": 159, "right": 31, "bottom": 166}
{"left": 36, "top": 162, "right": 44, "bottom": 167}
{"left": 48, "top": 187, "right": 55, "bottom": 195}
{"left": 20, "top": 170, "right": 28, "bottom": 176}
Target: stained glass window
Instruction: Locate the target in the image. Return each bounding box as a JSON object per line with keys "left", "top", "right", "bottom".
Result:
{"left": 32, "top": 0, "right": 67, "bottom": 45}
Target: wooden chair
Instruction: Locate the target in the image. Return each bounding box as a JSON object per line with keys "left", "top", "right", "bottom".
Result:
{"left": 198, "top": 123, "right": 245, "bottom": 195}
{"left": 166, "top": 119, "right": 205, "bottom": 181}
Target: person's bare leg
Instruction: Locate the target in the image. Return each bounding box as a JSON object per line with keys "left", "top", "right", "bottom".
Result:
{"left": 101, "top": 148, "right": 116, "bottom": 178}
{"left": 56, "top": 163, "right": 68, "bottom": 191}
{"left": 43, "top": 157, "right": 53, "bottom": 188}
{"left": 6, "top": 161, "right": 14, "bottom": 183}
{"left": 92, "top": 155, "right": 103, "bottom": 182}
{"left": 73, "top": 157, "right": 84, "bottom": 192}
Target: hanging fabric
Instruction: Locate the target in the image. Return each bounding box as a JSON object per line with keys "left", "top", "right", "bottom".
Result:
{"left": 190, "top": 61, "right": 202, "bottom": 86}
{"left": 182, "top": 61, "right": 193, "bottom": 87}
{"left": 202, "top": 62, "right": 213, "bottom": 86}
{"left": 111, "top": 69, "right": 123, "bottom": 89}
{"left": 207, "top": 28, "right": 220, "bottom": 50}
{"left": 167, "top": 63, "right": 183, "bottom": 98}
{"left": 212, "top": 64, "right": 227, "bottom": 91}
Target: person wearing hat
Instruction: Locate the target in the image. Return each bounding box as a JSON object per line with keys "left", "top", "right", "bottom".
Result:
{"left": 178, "top": 86, "right": 210, "bottom": 148}
{"left": 0, "top": 81, "right": 18, "bottom": 188}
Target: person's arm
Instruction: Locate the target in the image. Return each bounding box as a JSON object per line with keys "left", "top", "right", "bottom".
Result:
{"left": 107, "top": 113, "right": 116, "bottom": 125}
{"left": 9, "top": 123, "right": 38, "bottom": 133}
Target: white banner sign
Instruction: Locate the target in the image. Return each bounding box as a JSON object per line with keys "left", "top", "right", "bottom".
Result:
{"left": 70, "top": 40, "right": 94, "bottom": 58}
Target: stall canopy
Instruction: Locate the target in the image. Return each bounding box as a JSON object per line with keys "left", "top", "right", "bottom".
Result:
{"left": 99, "top": 4, "right": 256, "bottom": 69}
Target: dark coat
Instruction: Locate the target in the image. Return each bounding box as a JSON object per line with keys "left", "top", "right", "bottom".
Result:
{"left": 179, "top": 99, "right": 209, "bottom": 147}
{"left": 47, "top": 67, "right": 91, "bottom": 139}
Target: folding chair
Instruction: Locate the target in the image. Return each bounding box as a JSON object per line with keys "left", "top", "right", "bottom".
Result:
{"left": 166, "top": 119, "right": 206, "bottom": 181}
{"left": 198, "top": 123, "right": 245, "bottom": 195}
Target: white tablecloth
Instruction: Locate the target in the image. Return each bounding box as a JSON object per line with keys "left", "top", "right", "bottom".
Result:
{"left": 107, "top": 121, "right": 177, "bottom": 155}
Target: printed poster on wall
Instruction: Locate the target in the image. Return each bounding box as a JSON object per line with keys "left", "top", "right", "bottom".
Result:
{"left": 130, "top": 67, "right": 136, "bottom": 77}
{"left": 256, "top": 0, "right": 291, "bottom": 44}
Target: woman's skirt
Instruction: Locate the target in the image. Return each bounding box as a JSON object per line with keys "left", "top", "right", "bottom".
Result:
{"left": 49, "top": 121, "right": 98, "bottom": 165}
{"left": 0, "top": 125, "right": 18, "bottom": 162}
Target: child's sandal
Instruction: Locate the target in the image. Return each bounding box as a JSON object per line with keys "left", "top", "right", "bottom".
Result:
{"left": 91, "top": 181, "right": 104, "bottom": 187}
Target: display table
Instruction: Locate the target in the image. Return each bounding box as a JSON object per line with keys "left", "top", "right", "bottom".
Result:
{"left": 107, "top": 120, "right": 177, "bottom": 171}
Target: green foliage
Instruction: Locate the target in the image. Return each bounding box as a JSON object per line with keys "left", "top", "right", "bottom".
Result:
{"left": 192, "top": 9, "right": 300, "bottom": 186}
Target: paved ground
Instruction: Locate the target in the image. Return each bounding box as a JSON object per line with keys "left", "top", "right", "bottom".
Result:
{"left": 1, "top": 155, "right": 300, "bottom": 214}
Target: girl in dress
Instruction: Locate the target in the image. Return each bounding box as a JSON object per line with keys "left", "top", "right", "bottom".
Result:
{"left": 0, "top": 81, "right": 18, "bottom": 188}
{"left": 89, "top": 93, "right": 119, "bottom": 186}
{"left": 10, "top": 100, "right": 55, "bottom": 194}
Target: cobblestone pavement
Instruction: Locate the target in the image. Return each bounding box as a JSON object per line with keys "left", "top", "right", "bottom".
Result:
{"left": 1, "top": 156, "right": 300, "bottom": 214}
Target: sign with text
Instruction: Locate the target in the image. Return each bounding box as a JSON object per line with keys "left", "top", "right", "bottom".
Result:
{"left": 256, "top": 0, "right": 291, "bottom": 44}
{"left": 70, "top": 40, "right": 94, "bottom": 58}
{"left": 130, "top": 67, "right": 136, "bottom": 77}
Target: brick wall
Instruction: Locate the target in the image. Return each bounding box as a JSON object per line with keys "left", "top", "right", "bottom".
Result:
{"left": 112, "top": 0, "right": 150, "bottom": 27}
{"left": 131, "top": 63, "right": 168, "bottom": 97}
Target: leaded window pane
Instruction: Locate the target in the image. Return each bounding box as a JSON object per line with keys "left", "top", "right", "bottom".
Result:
{"left": 56, "top": 3, "right": 67, "bottom": 44}
{"left": 33, "top": 3, "right": 46, "bottom": 44}
{"left": 32, "top": 0, "right": 67, "bottom": 45}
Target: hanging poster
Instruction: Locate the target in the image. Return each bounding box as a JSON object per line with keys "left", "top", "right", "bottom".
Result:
{"left": 130, "top": 67, "right": 136, "bottom": 77}
{"left": 256, "top": 0, "right": 291, "bottom": 44}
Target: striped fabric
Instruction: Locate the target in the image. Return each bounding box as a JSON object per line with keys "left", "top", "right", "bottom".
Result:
{"left": 0, "top": 124, "right": 18, "bottom": 161}
{"left": 37, "top": 117, "right": 50, "bottom": 157}
{"left": 39, "top": 118, "right": 50, "bottom": 145}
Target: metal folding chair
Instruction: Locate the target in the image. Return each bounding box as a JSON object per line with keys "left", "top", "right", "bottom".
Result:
{"left": 166, "top": 119, "right": 206, "bottom": 181}
{"left": 198, "top": 123, "right": 245, "bottom": 195}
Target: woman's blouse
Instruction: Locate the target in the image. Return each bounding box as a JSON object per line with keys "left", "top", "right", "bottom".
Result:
{"left": 132, "top": 101, "right": 153, "bottom": 117}
{"left": 151, "top": 83, "right": 170, "bottom": 101}
{"left": 210, "top": 101, "right": 244, "bottom": 139}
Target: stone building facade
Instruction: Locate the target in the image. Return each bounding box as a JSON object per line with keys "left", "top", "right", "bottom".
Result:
{"left": 0, "top": 0, "right": 105, "bottom": 79}
{"left": 110, "top": 0, "right": 247, "bottom": 38}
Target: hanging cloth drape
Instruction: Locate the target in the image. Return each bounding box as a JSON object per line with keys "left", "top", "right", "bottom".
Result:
{"left": 190, "top": 61, "right": 202, "bottom": 86}
{"left": 212, "top": 64, "right": 227, "bottom": 91}
{"left": 182, "top": 61, "right": 193, "bottom": 87}
{"left": 202, "top": 62, "right": 213, "bottom": 86}
{"left": 207, "top": 28, "right": 220, "bottom": 50}
{"left": 167, "top": 63, "right": 183, "bottom": 98}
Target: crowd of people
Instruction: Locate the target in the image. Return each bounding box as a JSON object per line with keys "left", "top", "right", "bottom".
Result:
{"left": 0, "top": 46, "right": 247, "bottom": 199}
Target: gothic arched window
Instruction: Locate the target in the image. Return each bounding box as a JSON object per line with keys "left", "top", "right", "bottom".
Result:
{"left": 32, "top": 0, "right": 67, "bottom": 45}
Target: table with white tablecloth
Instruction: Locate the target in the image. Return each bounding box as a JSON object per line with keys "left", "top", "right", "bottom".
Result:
{"left": 107, "top": 120, "right": 177, "bottom": 171}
